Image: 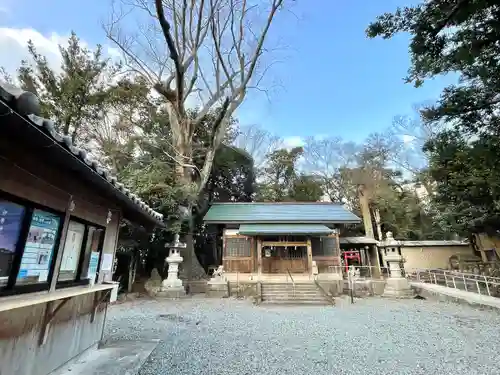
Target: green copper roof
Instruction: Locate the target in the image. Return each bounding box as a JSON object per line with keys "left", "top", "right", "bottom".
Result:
{"left": 203, "top": 202, "right": 360, "bottom": 224}
{"left": 238, "top": 223, "right": 333, "bottom": 235}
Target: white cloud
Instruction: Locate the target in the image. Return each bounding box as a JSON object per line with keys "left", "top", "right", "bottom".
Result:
{"left": 0, "top": 27, "right": 123, "bottom": 79}
{"left": 0, "top": 28, "right": 67, "bottom": 76}
{"left": 402, "top": 134, "right": 416, "bottom": 145}
{"left": 283, "top": 136, "right": 304, "bottom": 149}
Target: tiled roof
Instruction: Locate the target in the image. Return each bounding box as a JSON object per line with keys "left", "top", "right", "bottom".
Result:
{"left": 204, "top": 202, "right": 361, "bottom": 223}
{"left": 0, "top": 81, "right": 163, "bottom": 224}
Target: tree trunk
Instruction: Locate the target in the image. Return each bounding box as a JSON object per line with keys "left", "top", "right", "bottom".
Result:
{"left": 373, "top": 208, "right": 383, "bottom": 241}
{"left": 172, "top": 121, "right": 207, "bottom": 284}
{"left": 179, "top": 215, "right": 208, "bottom": 292}
{"left": 358, "top": 185, "right": 375, "bottom": 239}
{"left": 127, "top": 255, "right": 137, "bottom": 293}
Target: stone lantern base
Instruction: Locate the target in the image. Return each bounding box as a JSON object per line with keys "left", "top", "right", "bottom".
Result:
{"left": 206, "top": 279, "right": 229, "bottom": 298}
{"left": 156, "top": 280, "right": 186, "bottom": 299}
{"left": 206, "top": 266, "right": 229, "bottom": 298}
{"left": 382, "top": 277, "right": 414, "bottom": 299}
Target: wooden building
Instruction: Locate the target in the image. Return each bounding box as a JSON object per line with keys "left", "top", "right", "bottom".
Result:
{"left": 0, "top": 82, "right": 163, "bottom": 375}
{"left": 204, "top": 202, "right": 361, "bottom": 281}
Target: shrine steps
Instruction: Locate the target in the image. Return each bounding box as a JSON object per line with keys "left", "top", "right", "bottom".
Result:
{"left": 260, "top": 282, "right": 332, "bottom": 305}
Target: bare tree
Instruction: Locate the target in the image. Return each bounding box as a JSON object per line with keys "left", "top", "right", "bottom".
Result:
{"left": 105, "top": 0, "right": 289, "bottom": 279}
{"left": 387, "top": 103, "right": 445, "bottom": 196}
{"left": 302, "top": 136, "right": 359, "bottom": 205}
{"left": 369, "top": 103, "right": 445, "bottom": 178}
{"left": 233, "top": 124, "right": 283, "bottom": 171}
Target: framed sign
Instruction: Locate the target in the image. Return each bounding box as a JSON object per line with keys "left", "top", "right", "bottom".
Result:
{"left": 18, "top": 209, "right": 60, "bottom": 284}
{"left": 58, "top": 221, "right": 85, "bottom": 281}
{"left": 0, "top": 200, "right": 26, "bottom": 285}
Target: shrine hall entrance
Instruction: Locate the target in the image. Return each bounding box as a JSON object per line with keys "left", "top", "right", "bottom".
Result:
{"left": 261, "top": 243, "right": 308, "bottom": 273}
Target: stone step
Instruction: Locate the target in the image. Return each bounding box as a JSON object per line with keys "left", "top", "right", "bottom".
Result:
{"left": 262, "top": 285, "right": 318, "bottom": 290}
{"left": 262, "top": 288, "right": 319, "bottom": 293}
{"left": 263, "top": 296, "right": 325, "bottom": 301}
{"left": 264, "top": 298, "right": 327, "bottom": 303}
{"left": 263, "top": 292, "right": 320, "bottom": 297}
{"left": 262, "top": 281, "right": 315, "bottom": 286}
{"left": 261, "top": 300, "right": 330, "bottom": 305}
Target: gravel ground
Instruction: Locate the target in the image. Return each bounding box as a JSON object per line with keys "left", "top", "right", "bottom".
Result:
{"left": 104, "top": 296, "right": 500, "bottom": 375}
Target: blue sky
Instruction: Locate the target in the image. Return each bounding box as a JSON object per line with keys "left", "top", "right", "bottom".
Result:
{"left": 1, "top": 0, "right": 455, "bottom": 144}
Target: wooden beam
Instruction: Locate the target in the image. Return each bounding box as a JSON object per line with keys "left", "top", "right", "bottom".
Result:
{"left": 50, "top": 196, "right": 74, "bottom": 291}
{"left": 257, "top": 238, "right": 262, "bottom": 277}
{"left": 261, "top": 241, "right": 308, "bottom": 247}
{"left": 307, "top": 238, "right": 313, "bottom": 276}
{"left": 39, "top": 298, "right": 71, "bottom": 346}
{"left": 91, "top": 290, "right": 111, "bottom": 323}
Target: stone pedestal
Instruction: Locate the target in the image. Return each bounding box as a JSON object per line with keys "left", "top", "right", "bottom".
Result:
{"left": 206, "top": 266, "right": 229, "bottom": 298}
{"left": 382, "top": 277, "right": 414, "bottom": 298}
{"left": 381, "top": 232, "right": 414, "bottom": 299}
{"left": 157, "top": 237, "right": 186, "bottom": 299}
{"left": 206, "top": 278, "right": 229, "bottom": 298}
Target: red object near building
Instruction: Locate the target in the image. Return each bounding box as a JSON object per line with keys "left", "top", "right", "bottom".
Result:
{"left": 343, "top": 250, "right": 361, "bottom": 273}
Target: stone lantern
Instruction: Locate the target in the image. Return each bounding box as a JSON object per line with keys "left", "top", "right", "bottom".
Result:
{"left": 157, "top": 234, "right": 186, "bottom": 298}
{"left": 381, "top": 232, "right": 414, "bottom": 298}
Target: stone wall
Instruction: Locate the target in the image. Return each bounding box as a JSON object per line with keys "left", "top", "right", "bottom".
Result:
{"left": 400, "top": 245, "right": 473, "bottom": 271}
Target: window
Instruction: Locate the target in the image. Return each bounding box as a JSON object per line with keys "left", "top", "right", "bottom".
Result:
{"left": 0, "top": 200, "right": 26, "bottom": 286}
{"left": 16, "top": 209, "right": 61, "bottom": 285}
{"left": 58, "top": 221, "right": 86, "bottom": 281}
{"left": 0, "top": 190, "right": 107, "bottom": 295}
{"left": 80, "top": 226, "right": 104, "bottom": 282}
{"left": 56, "top": 221, "right": 105, "bottom": 287}
{"left": 225, "top": 237, "right": 251, "bottom": 257}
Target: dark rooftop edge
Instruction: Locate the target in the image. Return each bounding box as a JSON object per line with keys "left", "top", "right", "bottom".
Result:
{"left": 0, "top": 81, "right": 163, "bottom": 225}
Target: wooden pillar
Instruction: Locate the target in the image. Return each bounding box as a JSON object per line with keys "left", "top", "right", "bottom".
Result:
{"left": 257, "top": 238, "right": 262, "bottom": 278}
{"left": 50, "top": 196, "right": 73, "bottom": 292}
{"left": 306, "top": 238, "right": 313, "bottom": 275}
{"left": 335, "top": 232, "right": 341, "bottom": 272}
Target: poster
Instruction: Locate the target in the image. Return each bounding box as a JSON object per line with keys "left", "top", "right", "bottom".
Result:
{"left": 18, "top": 209, "right": 60, "bottom": 283}
{"left": 88, "top": 251, "right": 100, "bottom": 279}
{"left": 60, "top": 221, "right": 85, "bottom": 272}
{"left": 100, "top": 253, "right": 113, "bottom": 271}
{"left": 0, "top": 201, "right": 25, "bottom": 282}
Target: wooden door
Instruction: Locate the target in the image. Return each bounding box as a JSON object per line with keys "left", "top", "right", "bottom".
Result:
{"left": 261, "top": 247, "right": 307, "bottom": 273}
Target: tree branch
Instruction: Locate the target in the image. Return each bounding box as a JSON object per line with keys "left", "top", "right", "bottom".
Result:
{"left": 431, "top": 0, "right": 470, "bottom": 37}
{"left": 155, "top": 0, "right": 185, "bottom": 110}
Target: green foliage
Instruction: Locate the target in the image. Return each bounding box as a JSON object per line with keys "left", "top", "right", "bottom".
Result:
{"left": 367, "top": 0, "right": 500, "bottom": 135}
{"left": 289, "top": 175, "right": 324, "bottom": 202}
{"left": 14, "top": 32, "right": 122, "bottom": 143}
{"left": 368, "top": 1, "right": 500, "bottom": 237}
{"left": 256, "top": 146, "right": 321, "bottom": 201}
{"left": 424, "top": 130, "right": 500, "bottom": 235}
{"left": 374, "top": 185, "right": 449, "bottom": 240}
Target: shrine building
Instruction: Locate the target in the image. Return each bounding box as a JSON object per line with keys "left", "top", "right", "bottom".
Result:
{"left": 203, "top": 202, "right": 379, "bottom": 281}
